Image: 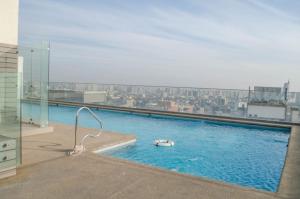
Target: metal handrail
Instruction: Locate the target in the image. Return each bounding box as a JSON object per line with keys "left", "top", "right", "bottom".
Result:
{"left": 70, "top": 107, "right": 103, "bottom": 155}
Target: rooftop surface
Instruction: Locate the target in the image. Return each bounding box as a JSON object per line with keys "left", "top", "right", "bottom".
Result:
{"left": 0, "top": 123, "right": 299, "bottom": 199}
{"left": 21, "top": 123, "right": 135, "bottom": 166}
{"left": 278, "top": 126, "right": 300, "bottom": 199}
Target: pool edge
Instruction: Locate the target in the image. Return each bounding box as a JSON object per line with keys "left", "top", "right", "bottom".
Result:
{"left": 46, "top": 100, "right": 297, "bottom": 129}
{"left": 47, "top": 102, "right": 298, "bottom": 197}
{"left": 93, "top": 139, "right": 137, "bottom": 153}
{"left": 277, "top": 125, "right": 300, "bottom": 199}
{"left": 94, "top": 153, "right": 278, "bottom": 197}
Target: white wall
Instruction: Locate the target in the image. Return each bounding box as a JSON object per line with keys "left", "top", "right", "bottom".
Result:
{"left": 247, "top": 105, "right": 286, "bottom": 120}
{"left": 84, "top": 91, "right": 107, "bottom": 104}
{"left": 0, "top": 0, "right": 19, "bottom": 45}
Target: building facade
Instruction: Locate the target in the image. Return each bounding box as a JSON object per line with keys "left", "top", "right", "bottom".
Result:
{"left": 0, "top": 0, "right": 20, "bottom": 179}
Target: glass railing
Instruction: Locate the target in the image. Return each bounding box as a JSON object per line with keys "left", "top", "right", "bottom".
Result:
{"left": 48, "top": 82, "right": 300, "bottom": 123}
{"left": 18, "top": 43, "right": 49, "bottom": 127}
{"left": 0, "top": 43, "right": 21, "bottom": 168}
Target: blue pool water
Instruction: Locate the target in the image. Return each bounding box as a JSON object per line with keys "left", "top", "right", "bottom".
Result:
{"left": 46, "top": 105, "right": 289, "bottom": 192}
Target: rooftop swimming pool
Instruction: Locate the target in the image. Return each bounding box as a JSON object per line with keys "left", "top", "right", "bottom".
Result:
{"left": 43, "top": 105, "right": 290, "bottom": 192}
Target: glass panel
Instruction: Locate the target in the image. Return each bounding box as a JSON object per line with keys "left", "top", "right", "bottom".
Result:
{"left": 39, "top": 43, "right": 49, "bottom": 128}
{"left": 0, "top": 43, "right": 21, "bottom": 170}
{"left": 0, "top": 72, "right": 21, "bottom": 166}
{"left": 49, "top": 82, "right": 300, "bottom": 123}
{"left": 19, "top": 43, "right": 49, "bottom": 127}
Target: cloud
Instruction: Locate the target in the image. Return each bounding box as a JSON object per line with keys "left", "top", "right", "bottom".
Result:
{"left": 19, "top": 0, "right": 300, "bottom": 90}
{"left": 247, "top": 0, "right": 300, "bottom": 22}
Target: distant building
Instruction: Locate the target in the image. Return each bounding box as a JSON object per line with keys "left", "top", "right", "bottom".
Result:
{"left": 247, "top": 82, "right": 289, "bottom": 120}
{"left": 168, "top": 101, "right": 179, "bottom": 112}
{"left": 252, "top": 86, "right": 282, "bottom": 103}
{"left": 49, "top": 90, "right": 83, "bottom": 102}
{"left": 238, "top": 102, "right": 247, "bottom": 109}
{"left": 220, "top": 97, "right": 227, "bottom": 106}
{"left": 49, "top": 90, "right": 107, "bottom": 104}
{"left": 83, "top": 91, "right": 107, "bottom": 104}
{"left": 125, "top": 98, "right": 135, "bottom": 108}
{"left": 198, "top": 107, "right": 205, "bottom": 114}
{"left": 247, "top": 103, "right": 287, "bottom": 120}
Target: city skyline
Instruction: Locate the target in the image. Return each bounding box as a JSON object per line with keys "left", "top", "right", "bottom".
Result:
{"left": 20, "top": 0, "right": 300, "bottom": 91}
{"left": 47, "top": 82, "right": 300, "bottom": 121}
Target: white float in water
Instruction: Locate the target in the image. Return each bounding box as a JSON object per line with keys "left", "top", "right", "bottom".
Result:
{"left": 154, "top": 139, "right": 175, "bottom": 147}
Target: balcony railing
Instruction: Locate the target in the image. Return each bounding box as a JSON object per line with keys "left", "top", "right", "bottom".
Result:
{"left": 19, "top": 44, "right": 49, "bottom": 127}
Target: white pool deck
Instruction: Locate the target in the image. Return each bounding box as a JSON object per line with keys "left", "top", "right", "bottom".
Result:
{"left": 0, "top": 122, "right": 299, "bottom": 199}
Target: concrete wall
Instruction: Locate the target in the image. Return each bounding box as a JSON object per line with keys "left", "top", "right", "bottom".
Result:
{"left": 0, "top": 0, "right": 19, "bottom": 45}
{"left": 247, "top": 104, "right": 286, "bottom": 120}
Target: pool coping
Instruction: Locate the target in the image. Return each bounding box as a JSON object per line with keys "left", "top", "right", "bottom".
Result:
{"left": 93, "top": 139, "right": 137, "bottom": 153}
{"left": 277, "top": 125, "right": 300, "bottom": 199}
{"left": 95, "top": 153, "right": 277, "bottom": 197}
{"left": 1, "top": 151, "right": 278, "bottom": 199}
{"left": 46, "top": 99, "right": 299, "bottom": 128}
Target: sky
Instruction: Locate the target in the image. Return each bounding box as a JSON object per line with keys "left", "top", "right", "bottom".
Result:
{"left": 19, "top": 0, "right": 300, "bottom": 91}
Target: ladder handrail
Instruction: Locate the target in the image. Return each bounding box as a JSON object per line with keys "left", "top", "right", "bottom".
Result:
{"left": 73, "top": 106, "right": 103, "bottom": 151}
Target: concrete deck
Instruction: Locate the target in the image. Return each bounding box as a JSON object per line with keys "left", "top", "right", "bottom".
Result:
{"left": 0, "top": 153, "right": 277, "bottom": 199}
{"left": 0, "top": 123, "right": 299, "bottom": 199}
{"left": 22, "top": 123, "right": 54, "bottom": 137}
{"left": 21, "top": 123, "right": 135, "bottom": 166}
{"left": 278, "top": 126, "right": 300, "bottom": 199}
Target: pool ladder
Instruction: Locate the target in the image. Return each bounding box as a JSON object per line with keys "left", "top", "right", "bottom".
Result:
{"left": 69, "top": 107, "right": 103, "bottom": 156}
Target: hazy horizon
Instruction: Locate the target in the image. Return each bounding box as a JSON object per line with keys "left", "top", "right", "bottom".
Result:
{"left": 20, "top": 0, "right": 300, "bottom": 91}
